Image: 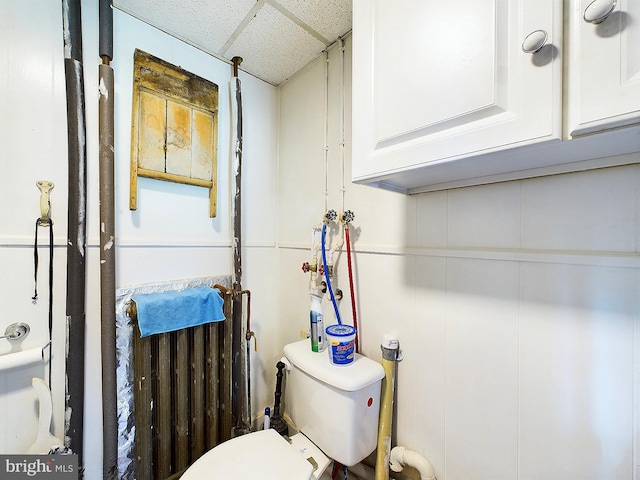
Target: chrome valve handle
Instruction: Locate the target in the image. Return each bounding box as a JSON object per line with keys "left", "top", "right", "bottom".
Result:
{"left": 324, "top": 209, "right": 338, "bottom": 222}
{"left": 342, "top": 210, "right": 355, "bottom": 224}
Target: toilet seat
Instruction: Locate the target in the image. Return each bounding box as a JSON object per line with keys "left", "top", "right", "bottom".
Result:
{"left": 289, "top": 432, "right": 331, "bottom": 479}
{"left": 180, "top": 429, "right": 314, "bottom": 480}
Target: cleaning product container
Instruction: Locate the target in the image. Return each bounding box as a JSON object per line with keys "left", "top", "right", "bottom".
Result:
{"left": 325, "top": 324, "right": 356, "bottom": 365}
{"left": 309, "top": 294, "right": 325, "bottom": 352}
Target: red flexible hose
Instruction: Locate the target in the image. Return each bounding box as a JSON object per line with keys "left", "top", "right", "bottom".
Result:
{"left": 332, "top": 461, "right": 341, "bottom": 479}
{"left": 345, "top": 226, "right": 359, "bottom": 353}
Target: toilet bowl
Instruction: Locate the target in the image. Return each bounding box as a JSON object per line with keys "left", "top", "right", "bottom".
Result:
{"left": 181, "top": 339, "right": 385, "bottom": 480}
{"left": 180, "top": 429, "right": 327, "bottom": 480}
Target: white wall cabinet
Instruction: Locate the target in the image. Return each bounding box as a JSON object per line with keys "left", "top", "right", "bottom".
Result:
{"left": 352, "top": 0, "right": 640, "bottom": 194}
{"left": 566, "top": 0, "right": 640, "bottom": 136}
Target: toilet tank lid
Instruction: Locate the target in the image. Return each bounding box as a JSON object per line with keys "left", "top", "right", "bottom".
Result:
{"left": 284, "top": 340, "right": 384, "bottom": 392}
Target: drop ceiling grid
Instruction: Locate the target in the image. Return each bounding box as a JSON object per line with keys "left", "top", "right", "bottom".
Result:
{"left": 225, "top": 2, "right": 328, "bottom": 85}
{"left": 275, "top": 0, "right": 352, "bottom": 42}
{"left": 113, "top": 0, "right": 256, "bottom": 53}
{"left": 112, "top": 0, "right": 351, "bottom": 85}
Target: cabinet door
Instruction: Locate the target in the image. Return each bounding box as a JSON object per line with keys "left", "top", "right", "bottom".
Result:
{"left": 566, "top": 0, "right": 640, "bottom": 136}
{"left": 352, "top": 0, "right": 562, "bottom": 191}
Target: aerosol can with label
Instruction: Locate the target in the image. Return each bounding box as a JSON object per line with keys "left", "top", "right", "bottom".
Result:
{"left": 309, "top": 294, "right": 325, "bottom": 352}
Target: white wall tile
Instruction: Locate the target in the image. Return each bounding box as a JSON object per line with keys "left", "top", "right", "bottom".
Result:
{"left": 519, "top": 262, "right": 636, "bottom": 480}
{"left": 278, "top": 39, "right": 415, "bottom": 251}
{"left": 354, "top": 253, "right": 417, "bottom": 451}
{"left": 277, "top": 248, "right": 319, "bottom": 347}
{"left": 346, "top": 184, "right": 416, "bottom": 249}
{"left": 242, "top": 247, "right": 280, "bottom": 417}
{"left": 635, "top": 165, "right": 640, "bottom": 255}
{"left": 116, "top": 246, "right": 231, "bottom": 287}
{"left": 521, "top": 166, "right": 637, "bottom": 253}
{"left": 445, "top": 258, "right": 520, "bottom": 480}
{"left": 635, "top": 268, "right": 640, "bottom": 480}
{"left": 414, "top": 256, "right": 447, "bottom": 477}
{"left": 0, "top": 0, "right": 68, "bottom": 242}
{"left": 240, "top": 74, "right": 279, "bottom": 246}
{"left": 416, "top": 190, "right": 448, "bottom": 248}
{"left": 277, "top": 57, "right": 326, "bottom": 240}
{"left": 353, "top": 253, "right": 415, "bottom": 360}
{"left": 447, "top": 181, "right": 521, "bottom": 250}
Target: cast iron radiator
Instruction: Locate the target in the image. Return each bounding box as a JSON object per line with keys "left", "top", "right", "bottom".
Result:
{"left": 128, "top": 285, "right": 233, "bottom": 480}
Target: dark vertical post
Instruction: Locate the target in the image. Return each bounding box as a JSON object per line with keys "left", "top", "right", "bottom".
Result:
{"left": 98, "top": 0, "right": 113, "bottom": 61}
{"left": 230, "top": 57, "right": 246, "bottom": 435}
{"left": 99, "top": 63, "right": 117, "bottom": 479}
{"left": 61, "top": 0, "right": 86, "bottom": 474}
{"left": 98, "top": 1, "right": 117, "bottom": 477}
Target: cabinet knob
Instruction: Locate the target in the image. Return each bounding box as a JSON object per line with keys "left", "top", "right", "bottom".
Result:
{"left": 583, "top": 0, "right": 616, "bottom": 24}
{"left": 521, "top": 30, "right": 548, "bottom": 54}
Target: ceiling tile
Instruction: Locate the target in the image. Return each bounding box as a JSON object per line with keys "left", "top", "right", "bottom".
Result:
{"left": 275, "top": 0, "right": 352, "bottom": 41}
{"left": 225, "top": 3, "right": 327, "bottom": 85}
{"left": 112, "top": 0, "right": 351, "bottom": 85}
{"left": 113, "top": 0, "right": 256, "bottom": 53}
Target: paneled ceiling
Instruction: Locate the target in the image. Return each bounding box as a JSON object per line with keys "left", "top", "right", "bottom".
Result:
{"left": 112, "top": 0, "right": 353, "bottom": 85}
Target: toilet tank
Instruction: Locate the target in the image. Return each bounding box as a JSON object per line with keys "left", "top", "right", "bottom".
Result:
{"left": 283, "top": 340, "right": 385, "bottom": 467}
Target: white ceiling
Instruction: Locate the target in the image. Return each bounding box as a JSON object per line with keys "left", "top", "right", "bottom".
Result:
{"left": 112, "top": 0, "right": 353, "bottom": 85}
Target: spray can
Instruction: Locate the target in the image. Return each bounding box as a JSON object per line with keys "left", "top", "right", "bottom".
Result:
{"left": 263, "top": 407, "right": 270, "bottom": 430}
{"left": 309, "top": 294, "right": 325, "bottom": 352}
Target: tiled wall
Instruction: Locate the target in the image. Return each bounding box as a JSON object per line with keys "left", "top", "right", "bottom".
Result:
{"left": 277, "top": 35, "right": 640, "bottom": 479}
{"left": 399, "top": 167, "right": 639, "bottom": 479}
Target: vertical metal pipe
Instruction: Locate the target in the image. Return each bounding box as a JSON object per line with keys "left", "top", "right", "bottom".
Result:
{"left": 62, "top": 0, "right": 87, "bottom": 473}
{"left": 99, "top": 61, "right": 117, "bottom": 479}
{"left": 375, "top": 337, "right": 400, "bottom": 480}
{"left": 230, "top": 57, "right": 246, "bottom": 435}
{"left": 98, "top": 0, "right": 113, "bottom": 61}
{"left": 98, "top": 1, "right": 117, "bottom": 477}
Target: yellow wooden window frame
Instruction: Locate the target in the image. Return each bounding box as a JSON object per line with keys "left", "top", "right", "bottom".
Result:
{"left": 130, "top": 49, "right": 219, "bottom": 217}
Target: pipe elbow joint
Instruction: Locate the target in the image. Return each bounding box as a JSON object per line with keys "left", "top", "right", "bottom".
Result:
{"left": 389, "top": 446, "right": 406, "bottom": 473}
{"left": 389, "top": 446, "right": 436, "bottom": 480}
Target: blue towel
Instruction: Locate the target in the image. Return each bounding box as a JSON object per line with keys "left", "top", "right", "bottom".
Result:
{"left": 132, "top": 286, "right": 225, "bottom": 337}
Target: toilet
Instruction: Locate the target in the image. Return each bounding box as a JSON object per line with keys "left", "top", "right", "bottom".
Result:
{"left": 181, "top": 339, "right": 385, "bottom": 480}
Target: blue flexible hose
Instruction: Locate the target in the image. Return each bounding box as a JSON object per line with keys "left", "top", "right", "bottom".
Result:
{"left": 321, "top": 223, "right": 342, "bottom": 325}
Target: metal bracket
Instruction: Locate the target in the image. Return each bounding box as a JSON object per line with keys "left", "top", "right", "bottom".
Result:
{"left": 1, "top": 322, "right": 31, "bottom": 341}
{"left": 36, "top": 180, "right": 55, "bottom": 226}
